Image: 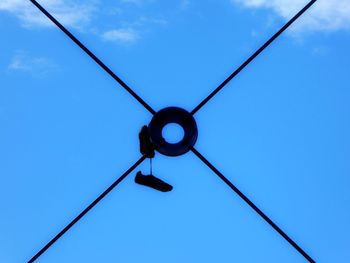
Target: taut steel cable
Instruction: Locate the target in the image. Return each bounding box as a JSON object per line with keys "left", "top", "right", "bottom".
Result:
{"left": 28, "top": 155, "right": 147, "bottom": 263}
{"left": 191, "top": 147, "right": 315, "bottom": 263}
{"left": 191, "top": 0, "right": 317, "bottom": 115}
{"left": 29, "top": 0, "right": 156, "bottom": 115}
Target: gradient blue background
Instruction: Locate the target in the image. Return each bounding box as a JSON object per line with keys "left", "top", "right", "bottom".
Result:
{"left": 1, "top": 1, "right": 350, "bottom": 262}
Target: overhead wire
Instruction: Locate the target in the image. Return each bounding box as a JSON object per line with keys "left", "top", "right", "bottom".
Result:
{"left": 29, "top": 0, "right": 156, "bottom": 115}
{"left": 190, "top": 147, "right": 315, "bottom": 262}
{"left": 28, "top": 155, "right": 147, "bottom": 263}
{"left": 190, "top": 0, "right": 318, "bottom": 115}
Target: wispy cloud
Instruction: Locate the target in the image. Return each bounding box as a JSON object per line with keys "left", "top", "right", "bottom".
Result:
{"left": 1, "top": 0, "right": 167, "bottom": 45}
{"left": 101, "top": 15, "right": 167, "bottom": 44}
{"left": 232, "top": 0, "right": 350, "bottom": 33}
{"left": 102, "top": 28, "right": 139, "bottom": 43}
{"left": 8, "top": 51, "right": 59, "bottom": 77}
{"left": 0, "top": 0, "right": 96, "bottom": 29}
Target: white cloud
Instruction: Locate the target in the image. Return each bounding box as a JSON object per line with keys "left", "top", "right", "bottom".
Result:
{"left": 0, "top": 1, "right": 164, "bottom": 44}
{"left": 102, "top": 28, "right": 139, "bottom": 43}
{"left": 8, "top": 51, "right": 59, "bottom": 76}
{"left": 0, "top": 0, "right": 96, "bottom": 29}
{"left": 232, "top": 0, "right": 350, "bottom": 32}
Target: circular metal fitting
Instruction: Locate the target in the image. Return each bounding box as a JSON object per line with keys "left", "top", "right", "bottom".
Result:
{"left": 148, "top": 107, "right": 198, "bottom": 157}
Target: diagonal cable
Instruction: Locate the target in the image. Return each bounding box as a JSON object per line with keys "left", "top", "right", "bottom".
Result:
{"left": 190, "top": 147, "right": 315, "bottom": 262}
{"left": 28, "top": 155, "right": 147, "bottom": 263}
{"left": 191, "top": 0, "right": 317, "bottom": 115}
{"left": 29, "top": 0, "right": 156, "bottom": 115}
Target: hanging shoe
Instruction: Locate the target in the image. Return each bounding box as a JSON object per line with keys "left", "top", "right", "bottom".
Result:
{"left": 135, "top": 171, "right": 173, "bottom": 192}
{"left": 139, "top": 125, "right": 155, "bottom": 158}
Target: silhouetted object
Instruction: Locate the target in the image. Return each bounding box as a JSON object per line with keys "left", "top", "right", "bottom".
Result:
{"left": 135, "top": 125, "right": 173, "bottom": 192}
{"left": 149, "top": 107, "right": 198, "bottom": 156}
{"left": 28, "top": 0, "right": 317, "bottom": 262}
{"left": 139, "top": 125, "right": 155, "bottom": 158}
{"left": 135, "top": 171, "right": 173, "bottom": 192}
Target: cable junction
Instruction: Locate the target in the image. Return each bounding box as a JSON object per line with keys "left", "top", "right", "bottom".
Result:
{"left": 27, "top": 0, "right": 317, "bottom": 262}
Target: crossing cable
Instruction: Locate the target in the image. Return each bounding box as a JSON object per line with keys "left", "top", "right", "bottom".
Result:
{"left": 191, "top": 0, "right": 317, "bottom": 115}
{"left": 28, "top": 155, "right": 147, "bottom": 263}
{"left": 29, "top": 0, "right": 156, "bottom": 115}
{"left": 190, "top": 147, "right": 315, "bottom": 263}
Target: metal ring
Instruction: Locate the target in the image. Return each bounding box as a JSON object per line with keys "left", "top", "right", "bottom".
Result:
{"left": 148, "top": 107, "right": 198, "bottom": 157}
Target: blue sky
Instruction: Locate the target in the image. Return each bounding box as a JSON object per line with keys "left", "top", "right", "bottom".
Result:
{"left": 0, "top": 0, "right": 350, "bottom": 262}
